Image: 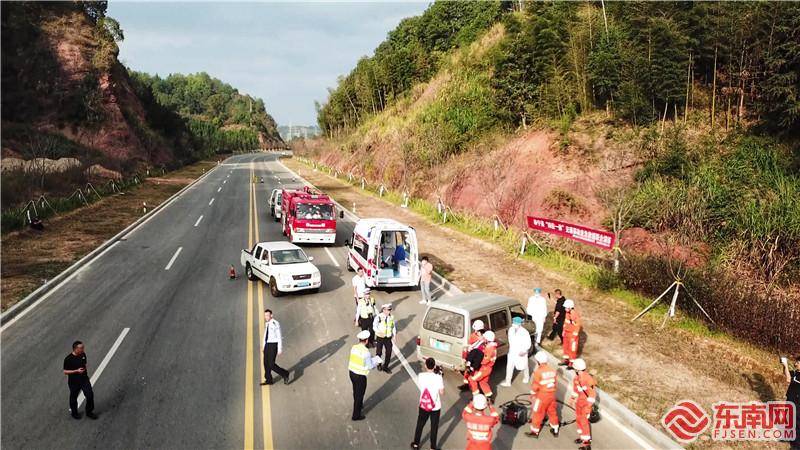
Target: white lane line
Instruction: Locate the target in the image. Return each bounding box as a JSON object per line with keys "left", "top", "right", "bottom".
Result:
{"left": 393, "top": 344, "right": 419, "bottom": 387}
{"left": 217, "top": 187, "right": 222, "bottom": 192}
{"left": 194, "top": 215, "right": 204, "bottom": 227}
{"left": 164, "top": 247, "right": 182, "bottom": 271}
{"left": 1, "top": 242, "right": 120, "bottom": 333}
{"left": 78, "top": 327, "right": 130, "bottom": 408}
{"left": 223, "top": 179, "right": 227, "bottom": 184}
{"left": 323, "top": 247, "right": 340, "bottom": 268}
{"left": 208, "top": 198, "right": 215, "bottom": 206}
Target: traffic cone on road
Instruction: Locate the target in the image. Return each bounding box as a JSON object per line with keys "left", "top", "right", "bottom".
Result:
{"left": 229, "top": 265, "right": 237, "bottom": 280}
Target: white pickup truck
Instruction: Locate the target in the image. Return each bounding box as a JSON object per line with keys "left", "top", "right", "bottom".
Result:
{"left": 240, "top": 241, "right": 321, "bottom": 297}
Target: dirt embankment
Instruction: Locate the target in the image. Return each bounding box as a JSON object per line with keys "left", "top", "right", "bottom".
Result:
{"left": 285, "top": 158, "right": 787, "bottom": 450}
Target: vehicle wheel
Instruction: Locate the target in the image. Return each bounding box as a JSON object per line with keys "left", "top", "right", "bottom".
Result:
{"left": 245, "top": 264, "right": 256, "bottom": 281}
{"left": 269, "top": 278, "right": 282, "bottom": 297}
{"left": 346, "top": 254, "right": 354, "bottom": 272}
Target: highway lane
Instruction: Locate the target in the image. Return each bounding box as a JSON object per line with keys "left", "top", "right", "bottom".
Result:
{"left": 1, "top": 152, "right": 649, "bottom": 450}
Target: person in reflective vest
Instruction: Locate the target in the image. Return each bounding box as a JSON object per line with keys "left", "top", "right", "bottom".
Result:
{"left": 469, "top": 330, "right": 497, "bottom": 399}
{"left": 559, "top": 299, "right": 581, "bottom": 367}
{"left": 373, "top": 303, "right": 396, "bottom": 373}
{"left": 462, "top": 394, "right": 499, "bottom": 450}
{"left": 349, "top": 330, "right": 380, "bottom": 421}
{"left": 570, "top": 358, "right": 596, "bottom": 450}
{"left": 525, "top": 351, "right": 560, "bottom": 439}
{"left": 354, "top": 289, "right": 376, "bottom": 347}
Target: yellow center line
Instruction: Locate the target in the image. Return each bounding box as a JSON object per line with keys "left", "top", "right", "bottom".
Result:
{"left": 244, "top": 163, "right": 255, "bottom": 450}
{"left": 253, "top": 164, "right": 274, "bottom": 450}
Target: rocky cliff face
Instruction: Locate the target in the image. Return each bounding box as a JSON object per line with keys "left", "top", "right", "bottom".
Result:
{"left": 1, "top": 2, "right": 170, "bottom": 168}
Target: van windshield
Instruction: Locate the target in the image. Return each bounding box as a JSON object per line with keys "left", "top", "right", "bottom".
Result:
{"left": 423, "top": 308, "right": 464, "bottom": 338}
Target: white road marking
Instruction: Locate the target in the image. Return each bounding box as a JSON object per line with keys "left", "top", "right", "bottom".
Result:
{"left": 78, "top": 327, "right": 130, "bottom": 409}
{"left": 392, "top": 344, "right": 419, "bottom": 388}
{"left": 194, "top": 215, "right": 204, "bottom": 227}
{"left": 208, "top": 198, "right": 215, "bottom": 206}
{"left": 217, "top": 187, "right": 222, "bottom": 192}
{"left": 0, "top": 242, "right": 120, "bottom": 333}
{"left": 323, "top": 247, "right": 340, "bottom": 268}
{"left": 224, "top": 179, "right": 227, "bottom": 184}
{"left": 164, "top": 247, "right": 182, "bottom": 271}
{"left": 601, "top": 410, "right": 655, "bottom": 450}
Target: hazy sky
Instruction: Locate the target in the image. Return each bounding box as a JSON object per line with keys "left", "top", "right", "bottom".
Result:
{"left": 109, "top": 1, "right": 429, "bottom": 126}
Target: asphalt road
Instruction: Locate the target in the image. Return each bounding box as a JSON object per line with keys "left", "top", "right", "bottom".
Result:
{"left": 1, "top": 153, "right": 651, "bottom": 450}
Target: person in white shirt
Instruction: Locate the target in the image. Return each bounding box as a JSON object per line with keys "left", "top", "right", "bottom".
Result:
{"left": 527, "top": 287, "right": 549, "bottom": 345}
{"left": 262, "top": 309, "right": 290, "bottom": 385}
{"left": 500, "top": 316, "right": 532, "bottom": 386}
{"left": 352, "top": 268, "right": 367, "bottom": 303}
{"left": 412, "top": 357, "right": 444, "bottom": 450}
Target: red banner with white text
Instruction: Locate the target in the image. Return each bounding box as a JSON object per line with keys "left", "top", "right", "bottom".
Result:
{"left": 526, "top": 216, "right": 615, "bottom": 251}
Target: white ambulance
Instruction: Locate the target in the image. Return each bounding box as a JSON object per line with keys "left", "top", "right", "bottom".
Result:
{"left": 345, "top": 218, "right": 420, "bottom": 288}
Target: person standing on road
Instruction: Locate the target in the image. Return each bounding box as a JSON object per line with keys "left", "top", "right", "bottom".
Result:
{"left": 373, "top": 303, "right": 396, "bottom": 373}
{"left": 349, "top": 330, "right": 381, "bottom": 421}
{"left": 63, "top": 340, "right": 97, "bottom": 420}
{"left": 559, "top": 300, "right": 582, "bottom": 368}
{"left": 459, "top": 320, "right": 486, "bottom": 390}
{"left": 782, "top": 355, "right": 800, "bottom": 449}
{"left": 570, "top": 358, "right": 596, "bottom": 450}
{"left": 526, "top": 288, "right": 548, "bottom": 346}
{"left": 469, "top": 331, "right": 497, "bottom": 400}
{"left": 354, "top": 288, "right": 376, "bottom": 347}
{"left": 525, "top": 351, "right": 559, "bottom": 439}
{"left": 500, "top": 316, "right": 531, "bottom": 387}
{"left": 411, "top": 357, "right": 444, "bottom": 450}
{"left": 262, "top": 309, "right": 291, "bottom": 385}
{"left": 462, "top": 394, "right": 500, "bottom": 450}
{"left": 419, "top": 256, "right": 434, "bottom": 305}
{"left": 352, "top": 268, "right": 368, "bottom": 303}
{"left": 547, "top": 289, "right": 567, "bottom": 342}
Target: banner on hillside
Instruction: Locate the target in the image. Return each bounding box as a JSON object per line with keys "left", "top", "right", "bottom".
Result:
{"left": 526, "top": 216, "right": 615, "bottom": 251}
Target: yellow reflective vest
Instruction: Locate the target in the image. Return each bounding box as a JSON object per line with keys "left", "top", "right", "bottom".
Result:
{"left": 348, "top": 343, "right": 371, "bottom": 376}
{"left": 374, "top": 314, "right": 395, "bottom": 338}
{"left": 357, "top": 297, "right": 375, "bottom": 319}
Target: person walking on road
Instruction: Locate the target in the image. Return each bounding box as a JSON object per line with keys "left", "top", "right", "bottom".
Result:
{"left": 500, "top": 316, "right": 531, "bottom": 387}
{"left": 525, "top": 351, "right": 559, "bottom": 439}
{"left": 411, "top": 358, "right": 444, "bottom": 450}
{"left": 373, "top": 303, "right": 396, "bottom": 373}
{"left": 354, "top": 288, "right": 376, "bottom": 347}
{"left": 462, "top": 394, "right": 500, "bottom": 450}
{"left": 349, "top": 330, "right": 381, "bottom": 421}
{"left": 559, "top": 300, "right": 582, "bottom": 368}
{"left": 469, "top": 330, "right": 497, "bottom": 400}
{"left": 547, "top": 289, "right": 567, "bottom": 342}
{"left": 352, "top": 268, "right": 368, "bottom": 303}
{"left": 419, "top": 256, "right": 434, "bottom": 305}
{"left": 570, "top": 358, "right": 596, "bottom": 450}
{"left": 262, "top": 309, "right": 291, "bottom": 385}
{"left": 526, "top": 288, "right": 548, "bottom": 346}
{"left": 782, "top": 355, "right": 800, "bottom": 449}
{"left": 63, "top": 341, "right": 97, "bottom": 420}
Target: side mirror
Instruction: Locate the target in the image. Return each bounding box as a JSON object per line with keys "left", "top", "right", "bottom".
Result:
{"left": 308, "top": 256, "right": 315, "bottom": 261}
{"left": 339, "top": 210, "right": 345, "bottom": 219}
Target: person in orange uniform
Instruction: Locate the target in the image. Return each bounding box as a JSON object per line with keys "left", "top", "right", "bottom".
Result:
{"left": 559, "top": 299, "right": 581, "bottom": 367}
{"left": 462, "top": 394, "right": 499, "bottom": 450}
{"left": 469, "top": 331, "right": 497, "bottom": 400}
{"left": 525, "top": 351, "right": 560, "bottom": 439}
{"left": 459, "top": 320, "right": 486, "bottom": 390}
{"left": 570, "top": 358, "right": 596, "bottom": 450}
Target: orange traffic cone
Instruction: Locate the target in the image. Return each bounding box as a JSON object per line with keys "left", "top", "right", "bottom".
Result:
{"left": 229, "top": 265, "right": 237, "bottom": 280}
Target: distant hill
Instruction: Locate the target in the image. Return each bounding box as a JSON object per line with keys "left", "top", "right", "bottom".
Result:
{"left": 278, "top": 125, "right": 321, "bottom": 141}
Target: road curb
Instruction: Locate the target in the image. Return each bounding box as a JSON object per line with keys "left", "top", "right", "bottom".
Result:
{"left": 1, "top": 164, "right": 219, "bottom": 326}
{"left": 281, "top": 156, "right": 680, "bottom": 450}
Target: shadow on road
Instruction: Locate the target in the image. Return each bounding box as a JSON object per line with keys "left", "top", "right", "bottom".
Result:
{"left": 289, "top": 334, "right": 348, "bottom": 383}
{"left": 362, "top": 339, "right": 417, "bottom": 414}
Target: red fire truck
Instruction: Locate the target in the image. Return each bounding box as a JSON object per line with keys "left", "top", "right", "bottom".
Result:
{"left": 281, "top": 187, "right": 342, "bottom": 245}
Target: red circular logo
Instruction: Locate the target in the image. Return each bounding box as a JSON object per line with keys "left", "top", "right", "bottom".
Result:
{"left": 661, "top": 400, "right": 710, "bottom": 443}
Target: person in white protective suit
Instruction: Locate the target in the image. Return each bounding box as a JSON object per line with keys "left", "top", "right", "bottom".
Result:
{"left": 499, "top": 316, "right": 532, "bottom": 387}
{"left": 526, "top": 287, "right": 549, "bottom": 345}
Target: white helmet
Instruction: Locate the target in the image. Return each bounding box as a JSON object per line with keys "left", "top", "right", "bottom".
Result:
{"left": 563, "top": 299, "right": 575, "bottom": 309}
{"left": 483, "top": 330, "right": 495, "bottom": 342}
{"left": 472, "top": 320, "right": 485, "bottom": 331}
{"left": 472, "top": 394, "right": 488, "bottom": 410}
{"left": 572, "top": 358, "right": 587, "bottom": 371}
{"left": 357, "top": 330, "right": 370, "bottom": 340}
{"left": 534, "top": 351, "right": 549, "bottom": 364}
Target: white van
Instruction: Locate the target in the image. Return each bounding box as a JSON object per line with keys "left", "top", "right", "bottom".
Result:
{"left": 268, "top": 189, "right": 282, "bottom": 221}
{"left": 345, "top": 218, "right": 419, "bottom": 288}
